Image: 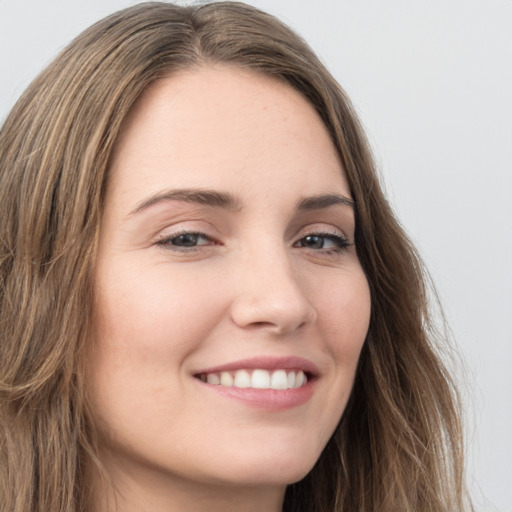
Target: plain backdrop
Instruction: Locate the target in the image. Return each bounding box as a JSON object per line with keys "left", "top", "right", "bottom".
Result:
{"left": 1, "top": 0, "right": 511, "bottom": 510}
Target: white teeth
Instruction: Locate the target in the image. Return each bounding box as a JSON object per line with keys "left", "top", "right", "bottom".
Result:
{"left": 200, "top": 369, "right": 309, "bottom": 390}
{"left": 287, "top": 371, "right": 296, "bottom": 389}
{"left": 270, "top": 369, "right": 288, "bottom": 390}
{"left": 233, "top": 369, "right": 251, "bottom": 388}
{"left": 294, "top": 370, "right": 306, "bottom": 388}
{"left": 251, "top": 369, "right": 270, "bottom": 389}
{"left": 206, "top": 373, "right": 220, "bottom": 385}
{"left": 220, "top": 372, "right": 233, "bottom": 387}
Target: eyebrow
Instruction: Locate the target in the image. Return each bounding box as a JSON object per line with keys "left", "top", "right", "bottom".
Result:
{"left": 130, "top": 188, "right": 243, "bottom": 215}
{"left": 296, "top": 193, "right": 355, "bottom": 210}
{"left": 129, "top": 188, "right": 355, "bottom": 215}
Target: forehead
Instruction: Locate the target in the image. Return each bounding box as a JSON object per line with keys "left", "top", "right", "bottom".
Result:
{"left": 108, "top": 65, "right": 350, "bottom": 210}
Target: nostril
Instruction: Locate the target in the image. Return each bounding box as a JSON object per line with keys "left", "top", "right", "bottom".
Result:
{"left": 251, "top": 321, "right": 273, "bottom": 328}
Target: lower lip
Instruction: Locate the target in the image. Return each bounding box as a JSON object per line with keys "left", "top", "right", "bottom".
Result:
{"left": 196, "top": 379, "right": 316, "bottom": 411}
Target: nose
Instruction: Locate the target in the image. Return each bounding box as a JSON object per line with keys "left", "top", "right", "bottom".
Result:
{"left": 229, "top": 246, "right": 317, "bottom": 336}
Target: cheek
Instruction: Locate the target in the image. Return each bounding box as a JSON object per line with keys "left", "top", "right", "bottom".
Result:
{"left": 312, "top": 269, "right": 371, "bottom": 428}
{"left": 318, "top": 269, "right": 371, "bottom": 355}
{"left": 93, "top": 260, "right": 227, "bottom": 357}
{"left": 87, "top": 261, "right": 228, "bottom": 423}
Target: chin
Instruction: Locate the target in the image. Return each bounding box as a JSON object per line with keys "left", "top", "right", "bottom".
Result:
{"left": 200, "top": 439, "right": 323, "bottom": 487}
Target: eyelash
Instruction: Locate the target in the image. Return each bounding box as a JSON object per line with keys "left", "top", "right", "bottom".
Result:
{"left": 155, "top": 229, "right": 351, "bottom": 255}
{"left": 155, "top": 230, "right": 214, "bottom": 253}
{"left": 293, "top": 231, "right": 351, "bottom": 254}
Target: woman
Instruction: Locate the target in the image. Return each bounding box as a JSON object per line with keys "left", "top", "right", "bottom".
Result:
{"left": 0, "top": 2, "right": 469, "bottom": 511}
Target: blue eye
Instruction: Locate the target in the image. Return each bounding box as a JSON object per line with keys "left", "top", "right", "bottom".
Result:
{"left": 295, "top": 233, "right": 350, "bottom": 251}
{"left": 157, "top": 232, "right": 212, "bottom": 250}
{"left": 171, "top": 233, "right": 207, "bottom": 247}
{"left": 156, "top": 231, "right": 350, "bottom": 254}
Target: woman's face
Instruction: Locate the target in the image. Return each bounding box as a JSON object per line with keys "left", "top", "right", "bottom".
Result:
{"left": 89, "top": 66, "right": 371, "bottom": 497}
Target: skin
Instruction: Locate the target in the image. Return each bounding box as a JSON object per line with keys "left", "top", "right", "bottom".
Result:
{"left": 88, "top": 65, "right": 371, "bottom": 512}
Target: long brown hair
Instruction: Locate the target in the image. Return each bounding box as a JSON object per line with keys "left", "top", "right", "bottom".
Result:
{"left": 0, "top": 2, "right": 469, "bottom": 511}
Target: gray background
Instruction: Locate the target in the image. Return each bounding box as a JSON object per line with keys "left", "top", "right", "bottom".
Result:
{"left": 1, "top": 0, "right": 511, "bottom": 509}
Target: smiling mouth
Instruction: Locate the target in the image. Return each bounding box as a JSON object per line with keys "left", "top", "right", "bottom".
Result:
{"left": 195, "top": 369, "right": 308, "bottom": 390}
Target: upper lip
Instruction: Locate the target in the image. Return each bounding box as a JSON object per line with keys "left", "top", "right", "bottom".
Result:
{"left": 193, "top": 356, "right": 320, "bottom": 377}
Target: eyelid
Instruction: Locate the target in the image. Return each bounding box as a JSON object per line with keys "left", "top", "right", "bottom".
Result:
{"left": 153, "top": 225, "right": 221, "bottom": 253}
{"left": 295, "top": 224, "right": 351, "bottom": 242}
{"left": 152, "top": 217, "right": 219, "bottom": 240}
{"left": 294, "top": 233, "right": 351, "bottom": 249}
{"left": 291, "top": 223, "right": 354, "bottom": 257}
{"left": 152, "top": 221, "right": 352, "bottom": 254}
